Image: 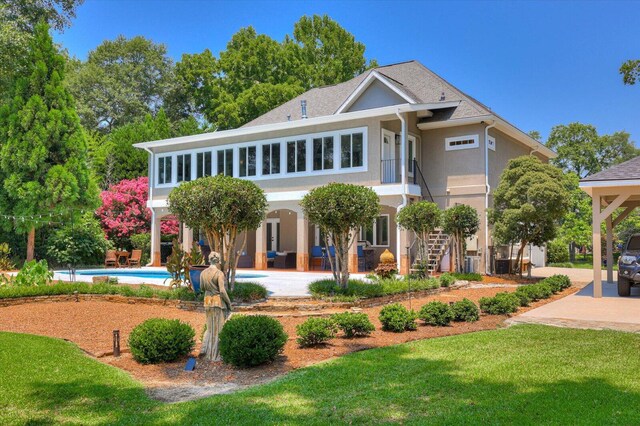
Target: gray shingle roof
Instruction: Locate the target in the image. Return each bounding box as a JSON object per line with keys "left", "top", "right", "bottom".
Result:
{"left": 242, "top": 60, "right": 492, "bottom": 128}
{"left": 581, "top": 155, "right": 640, "bottom": 182}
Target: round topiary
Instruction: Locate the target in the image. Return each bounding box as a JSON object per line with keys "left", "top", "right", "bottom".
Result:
{"left": 331, "top": 312, "right": 375, "bottom": 338}
{"left": 231, "top": 282, "right": 268, "bottom": 303}
{"left": 219, "top": 315, "right": 288, "bottom": 367}
{"left": 451, "top": 298, "right": 480, "bottom": 322}
{"left": 379, "top": 303, "right": 418, "bottom": 332}
{"left": 296, "top": 317, "right": 338, "bottom": 347}
{"left": 128, "top": 318, "right": 195, "bottom": 364}
{"left": 479, "top": 292, "right": 520, "bottom": 315}
{"left": 418, "top": 301, "right": 454, "bottom": 326}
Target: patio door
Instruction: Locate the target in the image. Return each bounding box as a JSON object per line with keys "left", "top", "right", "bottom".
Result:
{"left": 266, "top": 219, "right": 280, "bottom": 252}
{"left": 381, "top": 129, "right": 397, "bottom": 183}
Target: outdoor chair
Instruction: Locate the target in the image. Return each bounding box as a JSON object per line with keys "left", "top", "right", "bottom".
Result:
{"left": 266, "top": 251, "right": 277, "bottom": 268}
{"left": 358, "top": 245, "right": 366, "bottom": 272}
{"left": 104, "top": 250, "right": 117, "bottom": 268}
{"left": 274, "top": 252, "right": 296, "bottom": 269}
{"left": 128, "top": 249, "right": 142, "bottom": 267}
{"left": 310, "top": 246, "right": 325, "bottom": 270}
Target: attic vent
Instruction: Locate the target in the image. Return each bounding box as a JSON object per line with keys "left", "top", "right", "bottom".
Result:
{"left": 301, "top": 100, "right": 307, "bottom": 119}
{"left": 440, "top": 92, "right": 446, "bottom": 101}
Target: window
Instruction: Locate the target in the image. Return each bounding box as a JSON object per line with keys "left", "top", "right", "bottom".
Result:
{"left": 408, "top": 135, "right": 416, "bottom": 174}
{"left": 313, "top": 136, "right": 333, "bottom": 171}
{"left": 487, "top": 136, "right": 496, "bottom": 152}
{"left": 176, "top": 154, "right": 191, "bottom": 182}
{"left": 217, "top": 149, "right": 233, "bottom": 176}
{"left": 157, "top": 156, "right": 172, "bottom": 185}
{"left": 287, "top": 139, "right": 306, "bottom": 173}
{"left": 262, "top": 143, "right": 280, "bottom": 175}
{"left": 239, "top": 146, "right": 256, "bottom": 177}
{"left": 196, "top": 152, "right": 212, "bottom": 178}
{"left": 340, "top": 132, "right": 364, "bottom": 168}
{"left": 445, "top": 134, "right": 479, "bottom": 151}
{"left": 360, "top": 215, "right": 389, "bottom": 247}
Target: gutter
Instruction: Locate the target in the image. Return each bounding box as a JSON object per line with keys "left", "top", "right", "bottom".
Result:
{"left": 395, "top": 108, "right": 408, "bottom": 273}
{"left": 484, "top": 121, "right": 496, "bottom": 275}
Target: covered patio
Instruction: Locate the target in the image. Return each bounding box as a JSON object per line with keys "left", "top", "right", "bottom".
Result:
{"left": 579, "top": 156, "right": 640, "bottom": 298}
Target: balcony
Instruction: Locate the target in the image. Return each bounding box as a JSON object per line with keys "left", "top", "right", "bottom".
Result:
{"left": 380, "top": 159, "right": 434, "bottom": 202}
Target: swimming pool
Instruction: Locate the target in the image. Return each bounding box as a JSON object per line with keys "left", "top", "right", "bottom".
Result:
{"left": 64, "top": 269, "right": 267, "bottom": 281}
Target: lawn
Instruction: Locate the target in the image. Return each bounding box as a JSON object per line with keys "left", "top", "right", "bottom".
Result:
{"left": 2, "top": 326, "right": 640, "bottom": 425}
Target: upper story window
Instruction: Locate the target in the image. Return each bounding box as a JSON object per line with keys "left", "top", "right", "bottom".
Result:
{"left": 177, "top": 154, "right": 192, "bottom": 182}
{"left": 262, "top": 143, "right": 280, "bottom": 175}
{"left": 217, "top": 149, "right": 233, "bottom": 176}
{"left": 341, "top": 132, "right": 364, "bottom": 168}
{"left": 287, "top": 139, "right": 306, "bottom": 173}
{"left": 196, "top": 152, "right": 212, "bottom": 178}
{"left": 487, "top": 136, "right": 496, "bottom": 152}
{"left": 445, "top": 134, "right": 479, "bottom": 151}
{"left": 239, "top": 146, "right": 257, "bottom": 177}
{"left": 158, "top": 156, "right": 172, "bottom": 185}
{"left": 360, "top": 214, "right": 389, "bottom": 247}
{"left": 313, "top": 136, "right": 334, "bottom": 171}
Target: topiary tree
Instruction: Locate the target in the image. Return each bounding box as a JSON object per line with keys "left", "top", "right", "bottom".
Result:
{"left": 167, "top": 175, "right": 267, "bottom": 290}
{"left": 396, "top": 201, "right": 442, "bottom": 277}
{"left": 300, "top": 183, "right": 379, "bottom": 288}
{"left": 489, "top": 156, "right": 570, "bottom": 276}
{"left": 443, "top": 204, "right": 480, "bottom": 273}
{"left": 0, "top": 22, "right": 99, "bottom": 261}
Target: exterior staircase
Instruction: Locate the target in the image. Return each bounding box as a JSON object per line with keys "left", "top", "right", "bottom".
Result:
{"left": 411, "top": 228, "right": 450, "bottom": 274}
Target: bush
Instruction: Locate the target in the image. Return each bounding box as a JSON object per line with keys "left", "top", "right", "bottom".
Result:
{"left": 547, "top": 239, "right": 569, "bottom": 264}
{"left": 374, "top": 262, "right": 397, "bottom": 279}
{"left": 451, "top": 298, "right": 480, "bottom": 322}
{"left": 479, "top": 292, "right": 520, "bottom": 315}
{"left": 296, "top": 317, "right": 338, "bottom": 347}
{"left": 439, "top": 273, "right": 456, "bottom": 287}
{"left": 519, "top": 283, "right": 553, "bottom": 301}
{"left": 513, "top": 287, "right": 532, "bottom": 307}
{"left": 379, "top": 303, "right": 417, "bottom": 332}
{"left": 12, "top": 260, "right": 53, "bottom": 287}
{"left": 309, "top": 277, "right": 440, "bottom": 300}
{"left": 219, "top": 315, "right": 287, "bottom": 367}
{"left": 451, "top": 272, "right": 483, "bottom": 282}
{"left": 46, "top": 213, "right": 109, "bottom": 267}
{"left": 130, "top": 233, "right": 151, "bottom": 265}
{"left": 419, "top": 301, "right": 454, "bottom": 326}
{"left": 543, "top": 274, "right": 571, "bottom": 292}
{"left": 230, "top": 282, "right": 267, "bottom": 302}
{"left": 0, "top": 243, "right": 15, "bottom": 271}
{"left": 331, "top": 312, "right": 375, "bottom": 337}
{"left": 128, "top": 318, "right": 195, "bottom": 364}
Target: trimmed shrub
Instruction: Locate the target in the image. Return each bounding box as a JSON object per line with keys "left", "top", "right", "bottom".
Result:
{"left": 128, "top": 318, "right": 195, "bottom": 364}
{"left": 379, "top": 303, "right": 417, "bottom": 332}
{"left": 419, "top": 301, "right": 453, "bottom": 326}
{"left": 219, "top": 315, "right": 287, "bottom": 367}
{"left": 519, "top": 283, "right": 554, "bottom": 301}
{"left": 374, "top": 262, "right": 397, "bottom": 279}
{"left": 439, "top": 273, "right": 456, "bottom": 287}
{"left": 296, "top": 317, "right": 338, "bottom": 347}
{"left": 309, "top": 277, "right": 440, "bottom": 300}
{"left": 231, "top": 282, "right": 267, "bottom": 302}
{"left": 331, "top": 312, "right": 375, "bottom": 338}
{"left": 513, "top": 287, "right": 532, "bottom": 307}
{"left": 451, "top": 298, "right": 480, "bottom": 322}
{"left": 544, "top": 275, "right": 571, "bottom": 293}
{"left": 451, "top": 272, "right": 483, "bottom": 282}
{"left": 479, "top": 292, "right": 520, "bottom": 315}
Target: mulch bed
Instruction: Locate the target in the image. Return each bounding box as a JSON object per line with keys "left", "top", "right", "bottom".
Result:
{"left": 0, "top": 284, "right": 577, "bottom": 402}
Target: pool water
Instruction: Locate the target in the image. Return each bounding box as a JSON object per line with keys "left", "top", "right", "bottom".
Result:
{"left": 68, "top": 269, "right": 267, "bottom": 280}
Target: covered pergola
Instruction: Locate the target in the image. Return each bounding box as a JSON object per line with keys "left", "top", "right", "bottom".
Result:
{"left": 579, "top": 156, "right": 640, "bottom": 297}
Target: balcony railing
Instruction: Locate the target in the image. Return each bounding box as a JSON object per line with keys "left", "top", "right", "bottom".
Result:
{"left": 380, "top": 158, "right": 401, "bottom": 183}
{"left": 380, "top": 158, "right": 434, "bottom": 202}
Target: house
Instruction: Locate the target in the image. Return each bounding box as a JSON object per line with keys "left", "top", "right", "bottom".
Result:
{"left": 134, "top": 60, "right": 555, "bottom": 274}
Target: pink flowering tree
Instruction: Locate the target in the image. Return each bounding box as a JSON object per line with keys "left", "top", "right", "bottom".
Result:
{"left": 96, "top": 177, "right": 179, "bottom": 248}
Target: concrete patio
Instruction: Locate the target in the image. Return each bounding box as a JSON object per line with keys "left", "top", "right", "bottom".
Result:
{"left": 509, "top": 280, "right": 640, "bottom": 332}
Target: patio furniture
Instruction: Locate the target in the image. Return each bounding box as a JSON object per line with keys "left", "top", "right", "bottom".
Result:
{"left": 115, "top": 251, "right": 130, "bottom": 267}
{"left": 266, "top": 251, "right": 277, "bottom": 268}
{"left": 104, "top": 250, "right": 117, "bottom": 268}
{"left": 310, "top": 246, "right": 325, "bottom": 270}
{"left": 323, "top": 246, "right": 336, "bottom": 270}
{"left": 238, "top": 254, "right": 254, "bottom": 268}
{"left": 274, "top": 252, "right": 296, "bottom": 269}
{"left": 128, "top": 249, "right": 142, "bottom": 267}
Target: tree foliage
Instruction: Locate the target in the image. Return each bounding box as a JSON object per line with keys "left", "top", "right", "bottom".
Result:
{"left": 168, "top": 175, "right": 267, "bottom": 289}
{"left": 489, "top": 156, "right": 570, "bottom": 275}
{"left": 301, "top": 183, "right": 379, "bottom": 288}
{"left": 0, "top": 22, "right": 98, "bottom": 260}
{"left": 46, "top": 212, "right": 109, "bottom": 266}
{"left": 620, "top": 59, "right": 640, "bottom": 85}
{"left": 443, "top": 204, "right": 480, "bottom": 273}
{"left": 396, "top": 201, "right": 442, "bottom": 276}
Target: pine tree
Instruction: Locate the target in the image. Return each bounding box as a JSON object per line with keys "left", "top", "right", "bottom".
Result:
{"left": 0, "top": 22, "right": 98, "bottom": 261}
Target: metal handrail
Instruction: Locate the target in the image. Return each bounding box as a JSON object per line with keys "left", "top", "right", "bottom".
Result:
{"left": 413, "top": 159, "right": 434, "bottom": 202}
{"left": 380, "top": 158, "right": 401, "bottom": 183}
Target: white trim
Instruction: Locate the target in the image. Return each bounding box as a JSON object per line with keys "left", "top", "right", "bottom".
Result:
{"left": 445, "top": 134, "right": 479, "bottom": 151}
{"left": 579, "top": 180, "right": 640, "bottom": 188}
{"left": 156, "top": 155, "right": 173, "bottom": 187}
{"left": 360, "top": 214, "right": 390, "bottom": 247}
{"left": 487, "top": 135, "right": 496, "bottom": 152}
{"left": 335, "top": 71, "right": 418, "bottom": 114}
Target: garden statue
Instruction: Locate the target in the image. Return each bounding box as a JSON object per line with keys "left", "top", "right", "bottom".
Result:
{"left": 200, "top": 251, "right": 232, "bottom": 361}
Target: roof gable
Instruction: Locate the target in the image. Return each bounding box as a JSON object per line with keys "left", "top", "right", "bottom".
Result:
{"left": 337, "top": 71, "right": 416, "bottom": 114}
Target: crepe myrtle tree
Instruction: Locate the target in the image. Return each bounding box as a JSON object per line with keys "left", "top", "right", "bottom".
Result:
{"left": 489, "top": 155, "right": 570, "bottom": 276}
{"left": 301, "top": 183, "right": 379, "bottom": 288}
{"left": 396, "top": 201, "right": 442, "bottom": 277}
{"left": 443, "top": 204, "right": 480, "bottom": 273}
{"left": 167, "top": 175, "right": 267, "bottom": 290}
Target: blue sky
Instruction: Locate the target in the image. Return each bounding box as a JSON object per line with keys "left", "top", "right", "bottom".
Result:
{"left": 55, "top": 0, "right": 639, "bottom": 142}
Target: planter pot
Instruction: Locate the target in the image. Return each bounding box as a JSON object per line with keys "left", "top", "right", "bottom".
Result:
{"left": 189, "top": 265, "right": 208, "bottom": 293}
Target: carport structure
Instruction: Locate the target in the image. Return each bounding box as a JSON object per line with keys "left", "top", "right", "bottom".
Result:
{"left": 579, "top": 156, "right": 640, "bottom": 297}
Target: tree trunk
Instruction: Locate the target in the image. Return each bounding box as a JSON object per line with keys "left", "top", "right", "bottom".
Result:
{"left": 26, "top": 227, "right": 35, "bottom": 262}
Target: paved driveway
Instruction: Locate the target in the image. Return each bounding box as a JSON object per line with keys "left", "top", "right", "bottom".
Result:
{"left": 532, "top": 266, "right": 617, "bottom": 285}
{"left": 509, "top": 280, "right": 640, "bottom": 332}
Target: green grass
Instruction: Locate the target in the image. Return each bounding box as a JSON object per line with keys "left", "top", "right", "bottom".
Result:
{"left": 3, "top": 325, "right": 640, "bottom": 424}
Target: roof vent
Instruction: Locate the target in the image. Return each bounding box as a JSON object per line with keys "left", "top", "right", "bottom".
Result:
{"left": 440, "top": 92, "right": 446, "bottom": 101}
{"left": 287, "top": 114, "right": 291, "bottom": 121}
{"left": 301, "top": 100, "right": 307, "bottom": 119}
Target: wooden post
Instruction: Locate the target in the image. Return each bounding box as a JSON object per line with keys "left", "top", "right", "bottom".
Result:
{"left": 297, "top": 213, "right": 309, "bottom": 272}
{"left": 592, "top": 193, "right": 602, "bottom": 298}
{"left": 255, "top": 220, "right": 268, "bottom": 270}
{"left": 606, "top": 216, "right": 613, "bottom": 283}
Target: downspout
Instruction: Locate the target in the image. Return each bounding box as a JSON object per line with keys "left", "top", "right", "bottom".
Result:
{"left": 395, "top": 109, "right": 408, "bottom": 273}
{"left": 144, "top": 148, "right": 155, "bottom": 266}
{"left": 484, "top": 121, "right": 496, "bottom": 275}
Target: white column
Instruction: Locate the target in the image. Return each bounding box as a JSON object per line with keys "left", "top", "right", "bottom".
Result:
{"left": 592, "top": 193, "right": 602, "bottom": 298}
{"left": 296, "top": 212, "right": 309, "bottom": 271}
{"left": 182, "top": 224, "right": 193, "bottom": 253}
{"left": 606, "top": 216, "right": 613, "bottom": 283}
{"left": 255, "top": 221, "right": 268, "bottom": 270}
{"left": 150, "top": 211, "right": 162, "bottom": 267}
